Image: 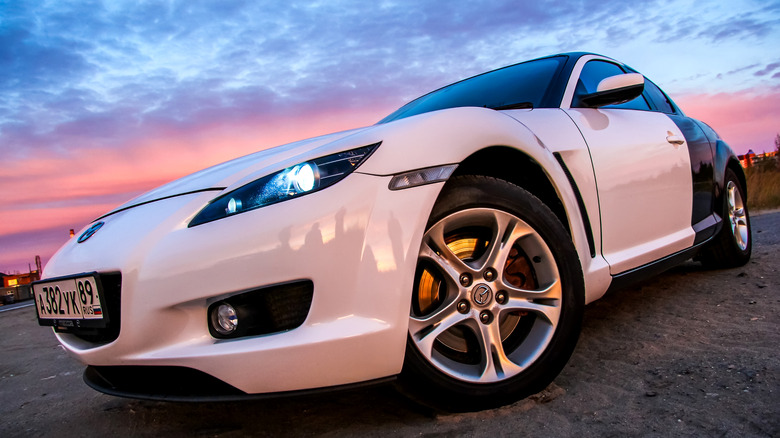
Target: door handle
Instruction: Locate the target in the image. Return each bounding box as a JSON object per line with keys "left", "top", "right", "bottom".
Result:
{"left": 666, "top": 134, "right": 685, "bottom": 145}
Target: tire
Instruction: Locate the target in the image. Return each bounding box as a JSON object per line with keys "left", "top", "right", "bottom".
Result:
{"left": 699, "top": 168, "right": 752, "bottom": 268}
{"left": 398, "top": 176, "right": 584, "bottom": 411}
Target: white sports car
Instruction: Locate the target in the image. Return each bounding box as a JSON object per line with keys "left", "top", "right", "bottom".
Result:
{"left": 34, "top": 52, "right": 751, "bottom": 410}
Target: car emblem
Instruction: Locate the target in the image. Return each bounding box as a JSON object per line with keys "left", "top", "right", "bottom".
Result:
{"left": 78, "top": 222, "right": 105, "bottom": 243}
{"left": 472, "top": 284, "right": 492, "bottom": 306}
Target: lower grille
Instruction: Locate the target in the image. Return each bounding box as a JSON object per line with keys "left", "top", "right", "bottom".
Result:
{"left": 208, "top": 280, "right": 314, "bottom": 339}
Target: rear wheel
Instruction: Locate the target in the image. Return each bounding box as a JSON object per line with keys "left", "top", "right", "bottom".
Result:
{"left": 399, "top": 176, "right": 584, "bottom": 411}
{"left": 699, "top": 168, "right": 751, "bottom": 268}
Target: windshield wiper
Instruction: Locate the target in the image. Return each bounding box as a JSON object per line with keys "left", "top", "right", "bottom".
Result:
{"left": 491, "top": 102, "right": 534, "bottom": 110}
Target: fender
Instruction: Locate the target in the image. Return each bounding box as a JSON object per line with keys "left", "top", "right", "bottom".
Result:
{"left": 356, "top": 106, "right": 612, "bottom": 304}
{"left": 693, "top": 119, "right": 745, "bottom": 235}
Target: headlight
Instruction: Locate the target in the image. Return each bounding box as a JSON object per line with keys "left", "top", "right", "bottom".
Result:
{"left": 189, "top": 143, "right": 380, "bottom": 227}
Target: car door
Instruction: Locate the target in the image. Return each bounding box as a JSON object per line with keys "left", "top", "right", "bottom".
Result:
{"left": 562, "top": 57, "right": 695, "bottom": 275}
{"left": 642, "top": 79, "right": 719, "bottom": 243}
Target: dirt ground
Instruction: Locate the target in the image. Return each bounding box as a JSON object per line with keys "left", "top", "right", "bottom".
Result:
{"left": 1, "top": 211, "right": 777, "bottom": 437}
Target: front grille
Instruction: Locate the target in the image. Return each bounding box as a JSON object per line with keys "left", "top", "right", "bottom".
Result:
{"left": 56, "top": 272, "right": 122, "bottom": 344}
{"left": 208, "top": 280, "right": 314, "bottom": 339}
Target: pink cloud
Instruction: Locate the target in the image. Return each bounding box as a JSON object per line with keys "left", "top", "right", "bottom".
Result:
{"left": 0, "top": 204, "right": 116, "bottom": 236}
{"left": 0, "top": 105, "right": 389, "bottom": 273}
{"left": 5, "top": 107, "right": 385, "bottom": 205}
{"left": 675, "top": 87, "right": 780, "bottom": 156}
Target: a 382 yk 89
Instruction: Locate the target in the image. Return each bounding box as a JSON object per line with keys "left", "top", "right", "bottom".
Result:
{"left": 34, "top": 52, "right": 751, "bottom": 411}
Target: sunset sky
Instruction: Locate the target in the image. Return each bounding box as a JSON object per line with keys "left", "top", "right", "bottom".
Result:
{"left": 2, "top": 0, "right": 779, "bottom": 274}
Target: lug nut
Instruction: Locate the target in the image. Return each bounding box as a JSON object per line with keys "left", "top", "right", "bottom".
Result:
{"left": 495, "top": 291, "right": 507, "bottom": 304}
{"left": 459, "top": 273, "right": 472, "bottom": 287}
{"left": 483, "top": 268, "right": 496, "bottom": 281}
{"left": 457, "top": 300, "right": 470, "bottom": 314}
{"left": 479, "top": 310, "right": 492, "bottom": 324}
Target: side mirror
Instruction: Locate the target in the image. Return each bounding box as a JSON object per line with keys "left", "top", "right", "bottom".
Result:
{"left": 579, "top": 73, "right": 645, "bottom": 108}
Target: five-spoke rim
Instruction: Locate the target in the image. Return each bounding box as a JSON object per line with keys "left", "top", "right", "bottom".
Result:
{"left": 726, "top": 181, "right": 748, "bottom": 251}
{"left": 409, "top": 208, "right": 561, "bottom": 384}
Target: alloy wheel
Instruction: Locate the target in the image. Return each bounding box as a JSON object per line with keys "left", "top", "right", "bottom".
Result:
{"left": 409, "top": 208, "right": 562, "bottom": 383}
{"left": 726, "top": 180, "right": 749, "bottom": 251}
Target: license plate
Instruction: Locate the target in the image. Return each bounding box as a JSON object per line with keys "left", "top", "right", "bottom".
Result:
{"left": 33, "top": 274, "right": 107, "bottom": 328}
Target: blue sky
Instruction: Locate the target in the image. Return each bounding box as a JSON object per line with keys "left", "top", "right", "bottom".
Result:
{"left": 1, "top": 0, "right": 779, "bottom": 273}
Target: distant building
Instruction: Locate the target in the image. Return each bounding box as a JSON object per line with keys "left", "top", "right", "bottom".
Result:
{"left": 3, "top": 270, "right": 40, "bottom": 288}
{"left": 739, "top": 149, "right": 778, "bottom": 168}
{"left": 1, "top": 270, "right": 39, "bottom": 304}
{"left": 739, "top": 150, "right": 757, "bottom": 168}
{"left": 1, "top": 256, "right": 43, "bottom": 304}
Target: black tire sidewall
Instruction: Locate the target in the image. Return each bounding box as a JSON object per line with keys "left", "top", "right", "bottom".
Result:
{"left": 399, "top": 176, "right": 584, "bottom": 410}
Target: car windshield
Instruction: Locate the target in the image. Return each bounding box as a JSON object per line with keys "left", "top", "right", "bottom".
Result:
{"left": 378, "top": 55, "right": 567, "bottom": 123}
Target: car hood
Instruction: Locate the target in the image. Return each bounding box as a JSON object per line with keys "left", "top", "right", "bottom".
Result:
{"left": 101, "top": 105, "right": 538, "bottom": 219}
{"left": 107, "top": 126, "right": 373, "bottom": 215}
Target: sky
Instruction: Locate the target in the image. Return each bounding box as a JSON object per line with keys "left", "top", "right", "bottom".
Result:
{"left": 1, "top": 0, "right": 779, "bottom": 274}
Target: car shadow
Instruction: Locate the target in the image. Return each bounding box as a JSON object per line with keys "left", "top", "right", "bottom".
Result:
{"left": 100, "top": 382, "right": 436, "bottom": 436}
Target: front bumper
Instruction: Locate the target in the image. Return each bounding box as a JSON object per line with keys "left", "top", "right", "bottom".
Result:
{"left": 44, "top": 173, "right": 444, "bottom": 395}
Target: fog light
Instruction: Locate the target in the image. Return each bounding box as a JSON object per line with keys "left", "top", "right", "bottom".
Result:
{"left": 211, "top": 303, "right": 238, "bottom": 335}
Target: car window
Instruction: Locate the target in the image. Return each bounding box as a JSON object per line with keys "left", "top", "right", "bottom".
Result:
{"left": 573, "top": 60, "right": 650, "bottom": 110}
{"left": 379, "top": 56, "right": 566, "bottom": 123}
{"left": 643, "top": 79, "right": 676, "bottom": 114}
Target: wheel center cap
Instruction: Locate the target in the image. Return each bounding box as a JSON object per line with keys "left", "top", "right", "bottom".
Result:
{"left": 471, "top": 284, "right": 493, "bottom": 306}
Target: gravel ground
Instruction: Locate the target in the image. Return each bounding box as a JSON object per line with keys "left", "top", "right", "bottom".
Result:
{"left": 1, "top": 211, "right": 777, "bottom": 437}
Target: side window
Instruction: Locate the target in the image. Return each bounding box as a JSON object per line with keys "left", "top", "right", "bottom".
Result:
{"left": 644, "top": 80, "right": 676, "bottom": 114}
{"left": 573, "top": 60, "right": 650, "bottom": 110}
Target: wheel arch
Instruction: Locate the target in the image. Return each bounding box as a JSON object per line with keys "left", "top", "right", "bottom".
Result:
{"left": 714, "top": 138, "right": 748, "bottom": 216}
{"left": 447, "top": 145, "right": 571, "bottom": 238}
{"left": 726, "top": 157, "right": 747, "bottom": 199}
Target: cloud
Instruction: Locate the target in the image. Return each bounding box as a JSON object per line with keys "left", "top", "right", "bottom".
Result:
{"left": 0, "top": 17, "right": 94, "bottom": 92}
{"left": 675, "top": 87, "right": 780, "bottom": 155}
{"left": 755, "top": 61, "right": 780, "bottom": 76}
{"left": 704, "top": 17, "right": 777, "bottom": 42}
{"left": 694, "top": 2, "right": 780, "bottom": 43}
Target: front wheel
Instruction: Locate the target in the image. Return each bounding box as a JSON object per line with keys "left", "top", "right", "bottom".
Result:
{"left": 398, "top": 176, "right": 584, "bottom": 411}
